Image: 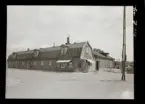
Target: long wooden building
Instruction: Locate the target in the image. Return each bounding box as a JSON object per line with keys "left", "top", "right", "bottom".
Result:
{"left": 7, "top": 37, "right": 115, "bottom": 72}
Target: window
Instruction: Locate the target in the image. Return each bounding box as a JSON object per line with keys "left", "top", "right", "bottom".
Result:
{"left": 68, "top": 62, "right": 73, "bottom": 68}
{"left": 41, "top": 61, "right": 44, "bottom": 65}
{"left": 61, "top": 63, "right": 66, "bottom": 68}
{"left": 22, "top": 61, "right": 24, "bottom": 65}
{"left": 34, "top": 51, "right": 39, "bottom": 57}
{"left": 61, "top": 48, "right": 64, "bottom": 54}
{"left": 57, "top": 64, "right": 60, "bottom": 68}
{"left": 64, "top": 47, "right": 67, "bottom": 54}
{"left": 34, "top": 61, "right": 36, "bottom": 65}
{"left": 61, "top": 47, "right": 68, "bottom": 55}
{"left": 85, "top": 47, "right": 89, "bottom": 53}
{"left": 48, "top": 61, "right": 51, "bottom": 66}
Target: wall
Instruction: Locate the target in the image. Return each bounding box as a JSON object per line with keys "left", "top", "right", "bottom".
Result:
{"left": 99, "top": 59, "right": 106, "bottom": 68}
{"left": 94, "top": 58, "right": 114, "bottom": 69}
{"left": 72, "top": 58, "right": 81, "bottom": 71}
{"left": 88, "top": 58, "right": 96, "bottom": 72}
{"left": 8, "top": 59, "right": 57, "bottom": 71}
{"left": 55, "top": 58, "right": 80, "bottom": 72}
{"left": 80, "top": 42, "right": 95, "bottom": 72}
{"left": 80, "top": 42, "right": 93, "bottom": 61}
{"left": 31, "top": 59, "right": 57, "bottom": 71}
{"left": 98, "top": 59, "right": 114, "bottom": 70}
{"left": 8, "top": 61, "right": 13, "bottom": 68}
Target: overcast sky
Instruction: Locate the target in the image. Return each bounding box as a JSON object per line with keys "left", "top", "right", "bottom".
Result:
{"left": 7, "top": 6, "right": 133, "bottom": 61}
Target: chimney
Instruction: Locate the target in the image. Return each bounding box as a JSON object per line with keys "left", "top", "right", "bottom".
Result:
{"left": 104, "top": 53, "right": 109, "bottom": 56}
{"left": 66, "top": 36, "right": 70, "bottom": 45}
{"left": 27, "top": 48, "right": 30, "bottom": 51}
{"left": 53, "top": 43, "right": 55, "bottom": 47}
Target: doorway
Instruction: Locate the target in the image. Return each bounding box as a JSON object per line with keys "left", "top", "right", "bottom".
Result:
{"left": 96, "top": 61, "right": 99, "bottom": 71}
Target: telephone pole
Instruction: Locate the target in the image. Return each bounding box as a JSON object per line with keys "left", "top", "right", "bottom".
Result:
{"left": 121, "top": 6, "right": 126, "bottom": 81}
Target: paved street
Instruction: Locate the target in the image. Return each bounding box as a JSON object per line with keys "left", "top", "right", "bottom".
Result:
{"left": 6, "top": 68, "right": 134, "bottom": 99}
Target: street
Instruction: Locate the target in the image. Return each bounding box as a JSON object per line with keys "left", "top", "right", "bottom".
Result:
{"left": 6, "top": 68, "right": 134, "bottom": 99}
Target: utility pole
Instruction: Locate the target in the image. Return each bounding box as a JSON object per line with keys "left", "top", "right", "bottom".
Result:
{"left": 121, "top": 6, "right": 126, "bottom": 81}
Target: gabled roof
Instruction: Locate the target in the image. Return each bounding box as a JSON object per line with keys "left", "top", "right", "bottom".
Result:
{"left": 8, "top": 42, "right": 87, "bottom": 60}
{"left": 15, "top": 50, "right": 34, "bottom": 54}
{"left": 14, "top": 50, "right": 34, "bottom": 60}
{"left": 57, "top": 47, "right": 83, "bottom": 60}
{"left": 93, "top": 51, "right": 106, "bottom": 58}
{"left": 93, "top": 50, "right": 114, "bottom": 60}
{"left": 106, "top": 55, "right": 115, "bottom": 60}
{"left": 7, "top": 54, "right": 15, "bottom": 61}
{"left": 39, "top": 46, "right": 61, "bottom": 52}
{"left": 66, "top": 42, "right": 86, "bottom": 48}
{"left": 39, "top": 42, "right": 85, "bottom": 60}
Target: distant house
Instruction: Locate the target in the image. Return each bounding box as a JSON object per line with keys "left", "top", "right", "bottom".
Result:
{"left": 7, "top": 37, "right": 95, "bottom": 72}
{"left": 126, "top": 61, "right": 134, "bottom": 74}
{"left": 113, "top": 61, "right": 134, "bottom": 74}
{"left": 114, "top": 61, "right": 122, "bottom": 69}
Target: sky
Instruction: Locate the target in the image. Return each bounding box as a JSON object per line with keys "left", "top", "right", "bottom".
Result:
{"left": 7, "top": 6, "right": 133, "bottom": 61}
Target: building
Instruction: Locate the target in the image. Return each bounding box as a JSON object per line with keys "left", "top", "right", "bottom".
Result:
{"left": 90, "top": 49, "right": 115, "bottom": 71}
{"left": 114, "top": 61, "right": 122, "bottom": 69}
{"left": 7, "top": 37, "right": 95, "bottom": 72}
{"left": 126, "top": 61, "right": 134, "bottom": 74}
{"left": 7, "top": 37, "right": 116, "bottom": 72}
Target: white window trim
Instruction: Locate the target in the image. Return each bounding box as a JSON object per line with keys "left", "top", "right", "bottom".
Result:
{"left": 34, "top": 51, "right": 39, "bottom": 57}
{"left": 49, "top": 61, "right": 51, "bottom": 66}
{"left": 61, "top": 48, "right": 64, "bottom": 54}
{"left": 61, "top": 47, "right": 68, "bottom": 55}
{"left": 41, "top": 61, "right": 44, "bottom": 65}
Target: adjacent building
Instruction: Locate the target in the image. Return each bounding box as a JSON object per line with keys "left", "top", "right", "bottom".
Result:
{"left": 90, "top": 49, "right": 115, "bottom": 71}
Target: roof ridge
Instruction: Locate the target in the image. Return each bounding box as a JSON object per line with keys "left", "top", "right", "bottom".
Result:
{"left": 11, "top": 41, "right": 86, "bottom": 54}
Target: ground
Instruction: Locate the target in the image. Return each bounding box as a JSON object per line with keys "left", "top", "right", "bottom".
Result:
{"left": 5, "top": 68, "right": 134, "bottom": 99}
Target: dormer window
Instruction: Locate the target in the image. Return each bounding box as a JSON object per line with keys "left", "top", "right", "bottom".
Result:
{"left": 85, "top": 47, "right": 89, "bottom": 54}
{"left": 61, "top": 48, "right": 64, "bottom": 54}
{"left": 34, "top": 50, "right": 39, "bottom": 57}
{"left": 60, "top": 45, "right": 68, "bottom": 55}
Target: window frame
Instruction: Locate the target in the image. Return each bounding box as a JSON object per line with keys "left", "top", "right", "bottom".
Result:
{"left": 61, "top": 46, "right": 68, "bottom": 55}
{"left": 64, "top": 47, "right": 67, "bottom": 54}
{"left": 85, "top": 47, "right": 89, "bottom": 54}
{"left": 34, "top": 51, "right": 39, "bottom": 57}
{"left": 68, "top": 62, "right": 73, "bottom": 68}
{"left": 48, "top": 60, "right": 51, "bottom": 66}
{"left": 41, "top": 61, "right": 44, "bottom": 65}
{"left": 61, "top": 48, "right": 64, "bottom": 55}
{"left": 61, "top": 63, "right": 67, "bottom": 68}
{"left": 57, "top": 64, "right": 60, "bottom": 68}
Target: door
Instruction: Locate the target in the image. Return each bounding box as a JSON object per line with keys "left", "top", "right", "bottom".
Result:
{"left": 96, "top": 61, "right": 99, "bottom": 71}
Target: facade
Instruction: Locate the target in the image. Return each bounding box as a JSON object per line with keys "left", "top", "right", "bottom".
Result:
{"left": 7, "top": 37, "right": 95, "bottom": 72}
